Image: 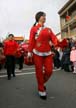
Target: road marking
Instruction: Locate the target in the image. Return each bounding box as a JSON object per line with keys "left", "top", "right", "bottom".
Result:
{"left": 0, "top": 67, "right": 35, "bottom": 74}
{"left": 0, "top": 72, "right": 35, "bottom": 78}
{"left": 49, "top": 96, "right": 56, "bottom": 100}
{"left": 0, "top": 75, "right": 7, "bottom": 78}
{"left": 0, "top": 67, "right": 60, "bottom": 74}
{"left": 0, "top": 68, "right": 61, "bottom": 78}
{"left": 16, "top": 72, "right": 35, "bottom": 76}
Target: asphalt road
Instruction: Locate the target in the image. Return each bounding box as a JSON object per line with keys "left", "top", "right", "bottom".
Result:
{"left": 0, "top": 65, "right": 76, "bottom": 108}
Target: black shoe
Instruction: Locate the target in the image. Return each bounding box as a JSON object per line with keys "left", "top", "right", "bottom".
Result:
{"left": 39, "top": 91, "right": 47, "bottom": 100}
{"left": 19, "top": 67, "right": 23, "bottom": 70}
{"left": 8, "top": 76, "right": 11, "bottom": 80}
{"left": 13, "top": 74, "right": 16, "bottom": 77}
{"left": 40, "top": 95, "right": 47, "bottom": 100}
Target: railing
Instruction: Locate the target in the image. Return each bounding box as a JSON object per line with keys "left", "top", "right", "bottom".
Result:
{"left": 61, "top": 16, "right": 76, "bottom": 30}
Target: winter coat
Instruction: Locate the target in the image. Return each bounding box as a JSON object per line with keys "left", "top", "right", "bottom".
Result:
{"left": 70, "top": 49, "right": 76, "bottom": 62}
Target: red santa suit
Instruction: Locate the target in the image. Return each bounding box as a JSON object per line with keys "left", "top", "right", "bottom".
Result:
{"left": 4, "top": 39, "right": 19, "bottom": 79}
{"left": 4, "top": 40, "right": 19, "bottom": 56}
{"left": 28, "top": 23, "right": 59, "bottom": 92}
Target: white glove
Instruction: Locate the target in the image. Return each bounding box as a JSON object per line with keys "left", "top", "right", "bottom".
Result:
{"left": 27, "top": 52, "right": 32, "bottom": 58}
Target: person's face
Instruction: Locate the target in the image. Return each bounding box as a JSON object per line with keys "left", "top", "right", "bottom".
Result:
{"left": 39, "top": 15, "right": 46, "bottom": 24}
{"left": 9, "top": 36, "right": 14, "bottom": 40}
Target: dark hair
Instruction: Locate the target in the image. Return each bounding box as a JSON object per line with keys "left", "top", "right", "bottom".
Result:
{"left": 33, "top": 11, "right": 46, "bottom": 26}
{"left": 8, "top": 34, "right": 14, "bottom": 37}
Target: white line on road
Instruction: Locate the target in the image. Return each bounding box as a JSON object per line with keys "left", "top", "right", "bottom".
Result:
{"left": 0, "top": 67, "right": 60, "bottom": 74}
{"left": 0, "top": 67, "right": 35, "bottom": 74}
{"left": 0, "top": 68, "right": 61, "bottom": 78}
{"left": 0, "top": 72, "right": 35, "bottom": 78}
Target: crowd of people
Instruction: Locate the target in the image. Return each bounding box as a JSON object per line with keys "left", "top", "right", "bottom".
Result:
{"left": 52, "top": 38, "right": 76, "bottom": 73}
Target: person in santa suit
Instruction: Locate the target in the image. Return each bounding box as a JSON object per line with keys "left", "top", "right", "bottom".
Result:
{"left": 28, "top": 11, "right": 63, "bottom": 100}
{"left": 4, "top": 34, "right": 19, "bottom": 80}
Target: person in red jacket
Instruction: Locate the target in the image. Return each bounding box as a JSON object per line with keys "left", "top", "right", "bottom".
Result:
{"left": 4, "top": 34, "right": 18, "bottom": 80}
{"left": 28, "top": 11, "right": 60, "bottom": 100}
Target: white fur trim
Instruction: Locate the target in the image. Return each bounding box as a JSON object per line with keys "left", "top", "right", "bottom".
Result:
{"left": 33, "top": 49, "right": 52, "bottom": 56}
{"left": 35, "top": 26, "right": 46, "bottom": 40}
{"left": 27, "top": 52, "right": 32, "bottom": 57}
{"left": 39, "top": 91, "right": 46, "bottom": 96}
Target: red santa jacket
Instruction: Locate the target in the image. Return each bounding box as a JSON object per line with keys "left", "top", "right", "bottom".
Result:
{"left": 4, "top": 40, "right": 19, "bottom": 56}
{"left": 16, "top": 44, "right": 25, "bottom": 57}
{"left": 28, "top": 23, "right": 59, "bottom": 53}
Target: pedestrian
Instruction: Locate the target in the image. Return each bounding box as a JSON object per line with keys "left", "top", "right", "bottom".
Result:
{"left": 4, "top": 34, "right": 19, "bottom": 80}
{"left": 0, "top": 41, "right": 4, "bottom": 70}
{"left": 28, "top": 11, "right": 60, "bottom": 100}
{"left": 18, "top": 44, "right": 24, "bottom": 70}
{"left": 53, "top": 47, "right": 61, "bottom": 69}
{"left": 70, "top": 46, "right": 76, "bottom": 74}
{"left": 62, "top": 46, "right": 71, "bottom": 72}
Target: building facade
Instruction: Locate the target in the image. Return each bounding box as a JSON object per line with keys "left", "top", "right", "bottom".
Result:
{"left": 58, "top": 0, "right": 76, "bottom": 39}
{"left": 14, "top": 36, "right": 24, "bottom": 44}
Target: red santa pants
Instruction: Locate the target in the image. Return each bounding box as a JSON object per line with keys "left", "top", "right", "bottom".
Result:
{"left": 33, "top": 54, "right": 53, "bottom": 92}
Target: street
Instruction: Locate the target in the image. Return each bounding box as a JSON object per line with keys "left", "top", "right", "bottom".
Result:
{"left": 0, "top": 65, "right": 76, "bottom": 108}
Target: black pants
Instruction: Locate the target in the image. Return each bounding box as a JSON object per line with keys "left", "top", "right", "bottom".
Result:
{"left": 0, "top": 64, "right": 2, "bottom": 70}
{"left": 6, "top": 55, "right": 15, "bottom": 78}
{"left": 63, "top": 63, "right": 74, "bottom": 72}
{"left": 18, "top": 55, "right": 24, "bottom": 69}
{"left": 54, "top": 58, "right": 61, "bottom": 68}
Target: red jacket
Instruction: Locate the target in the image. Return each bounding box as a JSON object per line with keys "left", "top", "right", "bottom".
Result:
{"left": 4, "top": 40, "right": 19, "bottom": 56}
{"left": 28, "top": 24, "right": 59, "bottom": 52}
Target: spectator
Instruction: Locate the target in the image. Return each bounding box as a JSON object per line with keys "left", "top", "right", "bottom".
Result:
{"left": 70, "top": 46, "right": 76, "bottom": 74}
{"left": 53, "top": 47, "right": 61, "bottom": 69}
{"left": 0, "top": 41, "right": 4, "bottom": 70}
{"left": 4, "top": 34, "right": 19, "bottom": 80}
{"left": 61, "top": 46, "right": 71, "bottom": 72}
